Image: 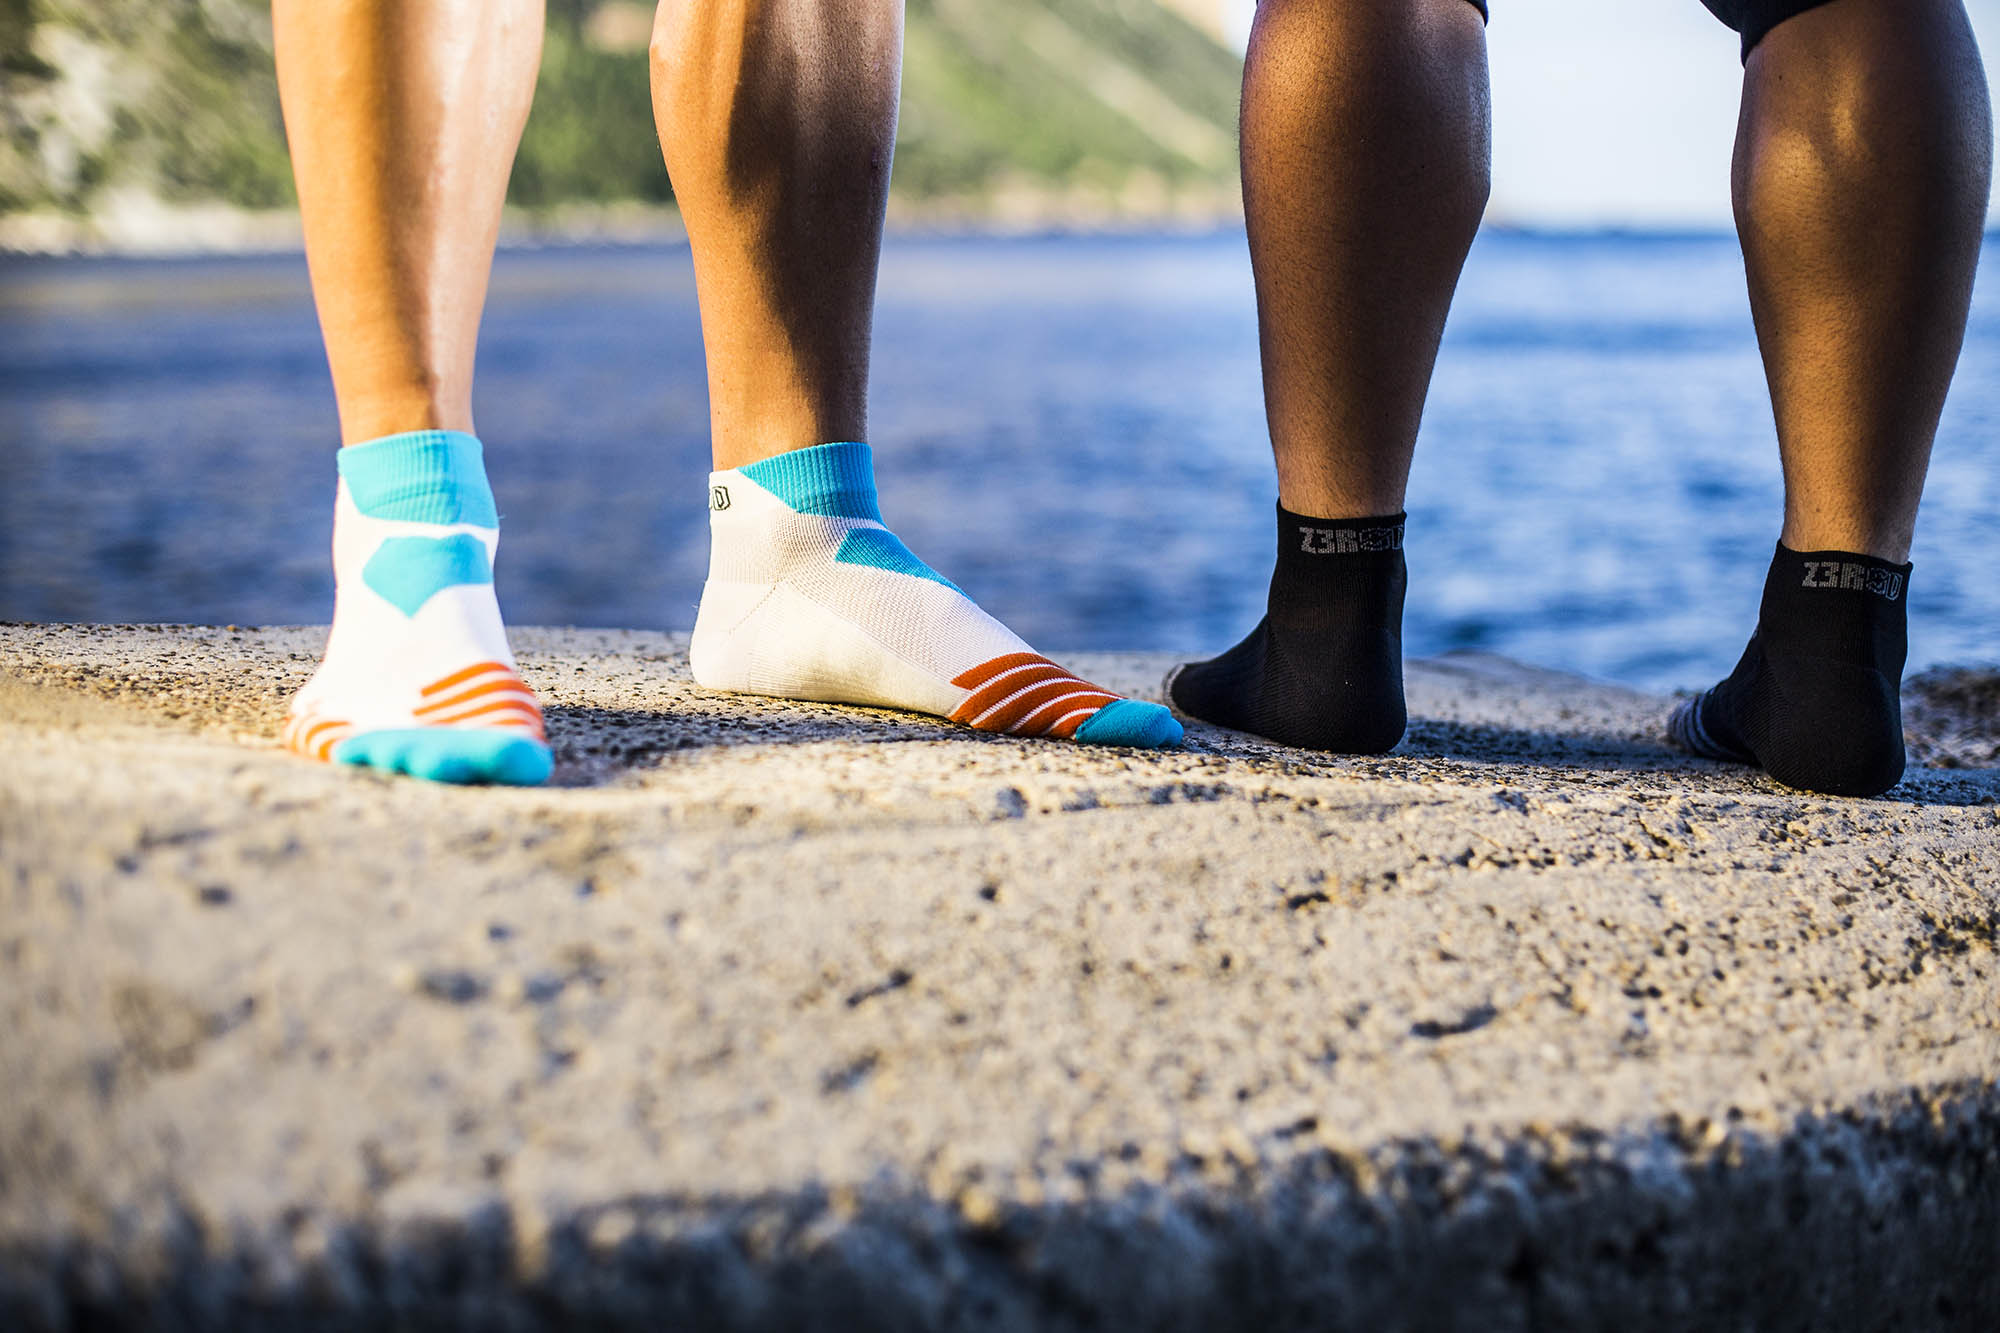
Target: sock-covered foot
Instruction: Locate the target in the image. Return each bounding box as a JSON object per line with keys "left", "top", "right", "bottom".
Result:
{"left": 1168, "top": 505, "right": 1406, "bottom": 754}
{"left": 283, "top": 430, "right": 551, "bottom": 786}
{"left": 1667, "top": 543, "right": 1909, "bottom": 797}
{"left": 690, "top": 442, "right": 1180, "bottom": 748}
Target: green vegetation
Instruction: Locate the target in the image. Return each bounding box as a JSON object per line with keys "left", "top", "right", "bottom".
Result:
{"left": 510, "top": 2, "right": 670, "bottom": 208}
{"left": 898, "top": 0, "right": 1241, "bottom": 199}
{"left": 1, "top": 0, "right": 1240, "bottom": 222}
{"left": 1, "top": 0, "right": 292, "bottom": 213}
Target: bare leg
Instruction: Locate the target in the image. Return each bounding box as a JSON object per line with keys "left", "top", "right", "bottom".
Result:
{"left": 1169, "top": 0, "right": 1490, "bottom": 754}
{"left": 1736, "top": 0, "right": 1992, "bottom": 562}
{"left": 1246, "top": 0, "right": 1491, "bottom": 519}
{"left": 275, "top": 0, "right": 544, "bottom": 446}
{"left": 649, "top": 0, "right": 898, "bottom": 469}
{"left": 1671, "top": 0, "right": 1991, "bottom": 796}
{"left": 272, "top": 1, "right": 553, "bottom": 785}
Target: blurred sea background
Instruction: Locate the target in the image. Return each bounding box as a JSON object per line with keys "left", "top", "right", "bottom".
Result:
{"left": 3, "top": 0, "right": 1997, "bottom": 694}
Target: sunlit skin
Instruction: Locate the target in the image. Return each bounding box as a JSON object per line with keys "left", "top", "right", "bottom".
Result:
{"left": 1249, "top": 0, "right": 1992, "bottom": 565}
{"left": 651, "top": 0, "right": 901, "bottom": 470}
{"left": 1244, "top": 0, "right": 1491, "bottom": 522}
{"left": 272, "top": 0, "right": 902, "bottom": 469}
{"left": 1738, "top": 0, "right": 1993, "bottom": 561}
{"left": 272, "top": 0, "right": 545, "bottom": 447}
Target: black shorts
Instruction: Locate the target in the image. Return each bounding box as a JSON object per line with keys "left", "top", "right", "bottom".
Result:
{"left": 1461, "top": 0, "right": 1838, "bottom": 62}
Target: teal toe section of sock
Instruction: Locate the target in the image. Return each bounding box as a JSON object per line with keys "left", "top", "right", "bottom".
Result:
{"left": 1073, "top": 698, "right": 1184, "bottom": 749}
{"left": 332, "top": 729, "right": 552, "bottom": 786}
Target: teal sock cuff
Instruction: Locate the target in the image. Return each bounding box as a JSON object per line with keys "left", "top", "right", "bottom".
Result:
{"left": 338, "top": 430, "right": 499, "bottom": 527}
{"left": 737, "top": 442, "right": 881, "bottom": 520}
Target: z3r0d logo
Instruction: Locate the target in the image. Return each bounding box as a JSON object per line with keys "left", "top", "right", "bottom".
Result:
{"left": 710, "top": 485, "right": 731, "bottom": 511}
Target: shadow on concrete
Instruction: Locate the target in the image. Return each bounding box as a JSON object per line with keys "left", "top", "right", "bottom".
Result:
{"left": 542, "top": 701, "right": 959, "bottom": 787}
{"left": 6, "top": 1084, "right": 1995, "bottom": 1332}
{"left": 539, "top": 698, "right": 1999, "bottom": 806}
{"left": 1174, "top": 715, "right": 2000, "bottom": 809}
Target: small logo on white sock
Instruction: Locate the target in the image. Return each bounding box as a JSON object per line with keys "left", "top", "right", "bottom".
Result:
{"left": 710, "top": 486, "right": 731, "bottom": 512}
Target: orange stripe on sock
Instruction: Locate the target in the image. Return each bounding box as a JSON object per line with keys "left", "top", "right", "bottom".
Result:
{"left": 295, "top": 717, "right": 349, "bottom": 755}
{"left": 281, "top": 717, "right": 350, "bottom": 761}
{"left": 1044, "top": 707, "right": 1101, "bottom": 740}
{"left": 951, "top": 652, "right": 1052, "bottom": 691}
{"left": 283, "top": 661, "right": 543, "bottom": 766}
{"left": 424, "top": 699, "right": 546, "bottom": 735}
{"left": 421, "top": 660, "right": 516, "bottom": 697}
{"left": 953, "top": 663, "right": 1073, "bottom": 721}
{"left": 972, "top": 680, "right": 1097, "bottom": 731}
{"left": 961, "top": 670, "right": 1078, "bottom": 723}
{"left": 1016, "top": 691, "right": 1114, "bottom": 734}
{"left": 413, "top": 678, "right": 539, "bottom": 716}
{"left": 948, "top": 652, "right": 1120, "bottom": 737}
{"left": 426, "top": 697, "right": 543, "bottom": 724}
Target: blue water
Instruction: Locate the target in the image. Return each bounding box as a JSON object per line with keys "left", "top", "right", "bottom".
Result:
{"left": 2, "top": 230, "right": 1996, "bottom": 692}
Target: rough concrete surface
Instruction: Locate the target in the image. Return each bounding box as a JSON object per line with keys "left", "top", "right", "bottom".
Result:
{"left": 2, "top": 623, "right": 1997, "bottom": 1331}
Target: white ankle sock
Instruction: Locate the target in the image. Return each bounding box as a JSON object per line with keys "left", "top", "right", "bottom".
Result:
{"left": 690, "top": 442, "right": 1181, "bottom": 748}
{"left": 284, "top": 430, "right": 550, "bottom": 785}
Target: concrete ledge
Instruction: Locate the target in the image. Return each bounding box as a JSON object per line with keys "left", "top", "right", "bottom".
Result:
{"left": 2, "top": 625, "right": 1996, "bottom": 1330}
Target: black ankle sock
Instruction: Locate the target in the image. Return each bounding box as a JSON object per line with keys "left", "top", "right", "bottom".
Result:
{"left": 1170, "top": 505, "right": 1407, "bottom": 754}
{"left": 1669, "top": 543, "right": 1910, "bottom": 797}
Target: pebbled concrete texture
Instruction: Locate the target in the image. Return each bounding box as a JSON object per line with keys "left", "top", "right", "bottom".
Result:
{"left": 1, "top": 623, "right": 1997, "bottom": 1331}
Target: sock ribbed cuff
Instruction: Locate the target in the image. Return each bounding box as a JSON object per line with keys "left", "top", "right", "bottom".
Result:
{"left": 731, "top": 442, "right": 881, "bottom": 520}
{"left": 338, "top": 430, "right": 497, "bottom": 527}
